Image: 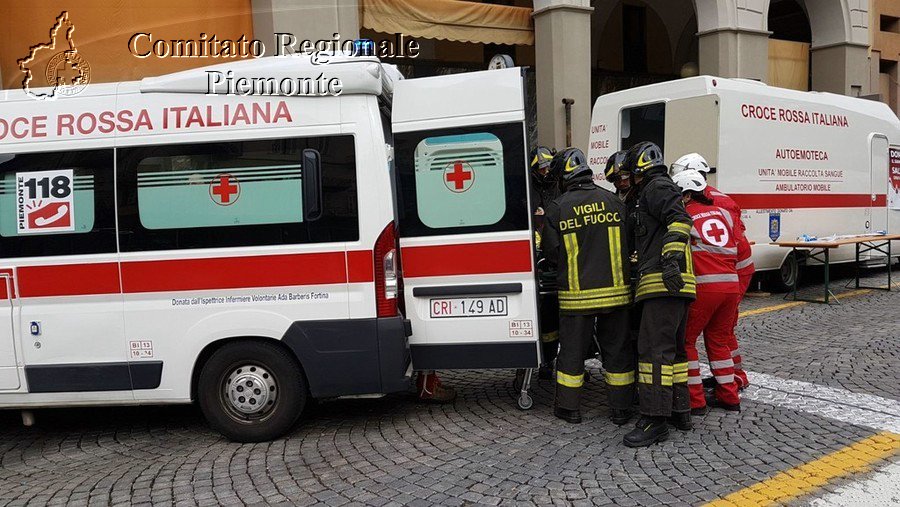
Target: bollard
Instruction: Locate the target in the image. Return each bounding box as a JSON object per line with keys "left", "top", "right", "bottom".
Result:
{"left": 562, "top": 98, "right": 574, "bottom": 147}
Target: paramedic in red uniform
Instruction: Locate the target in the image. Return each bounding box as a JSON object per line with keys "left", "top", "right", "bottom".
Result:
{"left": 621, "top": 142, "right": 695, "bottom": 447}
{"left": 672, "top": 169, "right": 742, "bottom": 412}
{"left": 542, "top": 148, "right": 634, "bottom": 425}
{"left": 670, "top": 153, "right": 753, "bottom": 389}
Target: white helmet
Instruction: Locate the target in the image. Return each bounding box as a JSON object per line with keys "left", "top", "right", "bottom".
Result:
{"left": 672, "top": 169, "right": 707, "bottom": 193}
{"left": 670, "top": 152, "right": 711, "bottom": 176}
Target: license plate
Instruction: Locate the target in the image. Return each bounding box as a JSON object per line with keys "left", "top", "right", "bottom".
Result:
{"left": 429, "top": 296, "right": 508, "bottom": 318}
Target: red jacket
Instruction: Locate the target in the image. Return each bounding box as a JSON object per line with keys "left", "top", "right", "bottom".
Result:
{"left": 705, "top": 186, "right": 754, "bottom": 277}
{"left": 686, "top": 199, "right": 740, "bottom": 294}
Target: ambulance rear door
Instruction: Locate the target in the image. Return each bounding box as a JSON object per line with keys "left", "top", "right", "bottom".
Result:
{"left": 391, "top": 68, "right": 540, "bottom": 370}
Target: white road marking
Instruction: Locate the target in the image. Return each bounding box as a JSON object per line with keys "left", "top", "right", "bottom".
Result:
{"left": 808, "top": 461, "right": 900, "bottom": 506}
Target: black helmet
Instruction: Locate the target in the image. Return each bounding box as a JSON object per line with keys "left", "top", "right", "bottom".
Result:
{"left": 624, "top": 141, "right": 665, "bottom": 176}
{"left": 530, "top": 146, "right": 554, "bottom": 176}
{"left": 604, "top": 150, "right": 628, "bottom": 183}
{"left": 553, "top": 147, "right": 592, "bottom": 187}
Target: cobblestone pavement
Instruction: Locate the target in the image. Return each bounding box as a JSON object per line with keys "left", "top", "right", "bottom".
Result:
{"left": 1, "top": 268, "right": 899, "bottom": 506}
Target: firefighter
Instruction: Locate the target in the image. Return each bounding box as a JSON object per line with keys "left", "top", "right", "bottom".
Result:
{"left": 542, "top": 148, "right": 634, "bottom": 425}
{"left": 621, "top": 142, "right": 695, "bottom": 448}
{"left": 604, "top": 150, "right": 634, "bottom": 203}
{"left": 672, "top": 169, "right": 742, "bottom": 413}
{"left": 671, "top": 153, "right": 753, "bottom": 389}
{"left": 530, "top": 146, "right": 561, "bottom": 378}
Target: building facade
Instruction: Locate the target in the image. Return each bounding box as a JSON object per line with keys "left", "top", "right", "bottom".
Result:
{"left": 0, "top": 0, "right": 884, "bottom": 153}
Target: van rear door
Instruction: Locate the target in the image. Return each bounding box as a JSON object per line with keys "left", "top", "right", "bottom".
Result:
{"left": 391, "top": 68, "right": 541, "bottom": 370}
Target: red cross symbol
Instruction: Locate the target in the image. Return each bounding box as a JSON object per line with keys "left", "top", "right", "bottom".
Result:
{"left": 210, "top": 174, "right": 240, "bottom": 206}
{"left": 701, "top": 219, "right": 729, "bottom": 247}
{"left": 444, "top": 161, "right": 474, "bottom": 193}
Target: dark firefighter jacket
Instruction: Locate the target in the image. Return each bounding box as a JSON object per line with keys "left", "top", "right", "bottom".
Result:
{"left": 543, "top": 177, "right": 631, "bottom": 314}
{"left": 633, "top": 169, "right": 696, "bottom": 302}
{"left": 531, "top": 177, "right": 560, "bottom": 252}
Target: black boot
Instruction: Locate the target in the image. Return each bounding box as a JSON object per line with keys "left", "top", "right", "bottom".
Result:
{"left": 610, "top": 408, "right": 634, "bottom": 426}
{"left": 623, "top": 416, "right": 669, "bottom": 447}
{"left": 668, "top": 411, "right": 692, "bottom": 431}
{"left": 554, "top": 406, "right": 582, "bottom": 424}
{"left": 706, "top": 392, "right": 741, "bottom": 412}
{"left": 691, "top": 405, "right": 709, "bottom": 416}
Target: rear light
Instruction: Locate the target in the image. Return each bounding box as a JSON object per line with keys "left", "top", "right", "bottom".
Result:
{"left": 374, "top": 221, "right": 398, "bottom": 317}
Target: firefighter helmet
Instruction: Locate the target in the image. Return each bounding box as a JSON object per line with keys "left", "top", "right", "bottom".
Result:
{"left": 554, "top": 147, "right": 592, "bottom": 186}
{"left": 530, "top": 146, "right": 555, "bottom": 174}
{"left": 624, "top": 141, "right": 665, "bottom": 176}
{"left": 604, "top": 150, "right": 629, "bottom": 182}
{"left": 670, "top": 152, "right": 711, "bottom": 176}
{"left": 672, "top": 169, "right": 708, "bottom": 193}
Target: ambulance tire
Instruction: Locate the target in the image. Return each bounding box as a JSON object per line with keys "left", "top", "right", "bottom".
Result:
{"left": 198, "top": 340, "right": 307, "bottom": 443}
{"left": 767, "top": 252, "right": 800, "bottom": 293}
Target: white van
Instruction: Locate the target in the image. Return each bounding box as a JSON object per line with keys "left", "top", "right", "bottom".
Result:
{"left": 0, "top": 55, "right": 543, "bottom": 441}
{"left": 587, "top": 77, "right": 900, "bottom": 288}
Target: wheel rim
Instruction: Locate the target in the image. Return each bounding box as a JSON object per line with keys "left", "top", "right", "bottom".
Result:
{"left": 781, "top": 255, "right": 798, "bottom": 287}
{"left": 221, "top": 363, "right": 278, "bottom": 422}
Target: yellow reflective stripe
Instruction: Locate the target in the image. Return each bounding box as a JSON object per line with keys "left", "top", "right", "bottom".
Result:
{"left": 558, "top": 286, "right": 631, "bottom": 299}
{"left": 540, "top": 331, "right": 559, "bottom": 343}
{"left": 635, "top": 282, "right": 697, "bottom": 297}
{"left": 638, "top": 362, "right": 653, "bottom": 373}
{"left": 564, "top": 233, "right": 580, "bottom": 291}
{"left": 534, "top": 230, "right": 542, "bottom": 249}
{"left": 638, "top": 273, "right": 697, "bottom": 284}
{"left": 638, "top": 373, "right": 654, "bottom": 384}
{"left": 685, "top": 244, "right": 694, "bottom": 275}
{"left": 673, "top": 372, "right": 689, "bottom": 383}
{"left": 559, "top": 294, "right": 631, "bottom": 310}
{"left": 660, "top": 365, "right": 674, "bottom": 375}
{"left": 557, "top": 371, "right": 584, "bottom": 388}
{"left": 660, "top": 375, "right": 673, "bottom": 386}
{"left": 662, "top": 242, "right": 685, "bottom": 255}
{"left": 608, "top": 226, "right": 624, "bottom": 287}
{"left": 667, "top": 222, "right": 691, "bottom": 235}
{"left": 673, "top": 362, "right": 689, "bottom": 373}
{"left": 604, "top": 370, "right": 635, "bottom": 386}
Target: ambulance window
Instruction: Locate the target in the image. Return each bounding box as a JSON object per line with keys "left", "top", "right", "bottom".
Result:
{"left": 620, "top": 102, "right": 665, "bottom": 152}
{"left": 393, "top": 122, "right": 529, "bottom": 237}
{"left": 0, "top": 149, "right": 116, "bottom": 258}
{"left": 413, "top": 133, "right": 506, "bottom": 229}
{"left": 117, "top": 135, "right": 358, "bottom": 251}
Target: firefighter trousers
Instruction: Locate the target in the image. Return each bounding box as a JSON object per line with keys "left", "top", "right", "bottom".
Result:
{"left": 637, "top": 297, "right": 690, "bottom": 417}
{"left": 540, "top": 293, "right": 560, "bottom": 365}
{"left": 555, "top": 309, "right": 633, "bottom": 412}
{"left": 686, "top": 292, "right": 741, "bottom": 408}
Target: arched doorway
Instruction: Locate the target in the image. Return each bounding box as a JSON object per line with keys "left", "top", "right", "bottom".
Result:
{"left": 590, "top": 0, "right": 697, "bottom": 101}
{"left": 768, "top": 0, "right": 813, "bottom": 90}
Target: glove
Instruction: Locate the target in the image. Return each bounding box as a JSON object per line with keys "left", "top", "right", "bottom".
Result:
{"left": 661, "top": 259, "right": 685, "bottom": 294}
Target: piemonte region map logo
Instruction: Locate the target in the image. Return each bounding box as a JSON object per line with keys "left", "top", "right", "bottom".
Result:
{"left": 17, "top": 11, "right": 92, "bottom": 100}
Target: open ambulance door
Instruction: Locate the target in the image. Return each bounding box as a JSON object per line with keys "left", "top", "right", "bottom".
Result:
{"left": 663, "top": 95, "right": 720, "bottom": 185}
{"left": 391, "top": 68, "right": 541, "bottom": 370}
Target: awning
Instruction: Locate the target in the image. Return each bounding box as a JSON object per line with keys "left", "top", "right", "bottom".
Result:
{"left": 361, "top": 0, "right": 534, "bottom": 46}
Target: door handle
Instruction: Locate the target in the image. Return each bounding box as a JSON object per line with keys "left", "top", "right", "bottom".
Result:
{"left": 413, "top": 283, "right": 522, "bottom": 297}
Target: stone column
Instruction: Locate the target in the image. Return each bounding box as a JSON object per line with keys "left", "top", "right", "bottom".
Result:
{"left": 697, "top": 28, "right": 769, "bottom": 81}
{"left": 810, "top": 42, "right": 870, "bottom": 95}
{"left": 533, "top": 0, "right": 594, "bottom": 153}
{"left": 252, "top": 0, "right": 359, "bottom": 54}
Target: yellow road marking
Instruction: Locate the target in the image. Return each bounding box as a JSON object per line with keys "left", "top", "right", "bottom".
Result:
{"left": 739, "top": 288, "right": 873, "bottom": 318}
{"left": 706, "top": 432, "right": 900, "bottom": 507}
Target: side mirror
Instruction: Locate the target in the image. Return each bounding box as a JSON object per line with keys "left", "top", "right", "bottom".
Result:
{"left": 302, "top": 149, "right": 323, "bottom": 221}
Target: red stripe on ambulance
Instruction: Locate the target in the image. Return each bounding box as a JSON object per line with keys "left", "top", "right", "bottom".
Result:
{"left": 7, "top": 251, "right": 376, "bottom": 298}
{"left": 401, "top": 240, "right": 532, "bottom": 278}
{"left": 18, "top": 263, "right": 120, "bottom": 298}
{"left": 121, "top": 253, "right": 348, "bottom": 293}
{"left": 731, "top": 193, "right": 887, "bottom": 209}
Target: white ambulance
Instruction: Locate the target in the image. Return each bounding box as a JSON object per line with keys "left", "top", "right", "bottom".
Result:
{"left": 587, "top": 77, "right": 900, "bottom": 289}
{"left": 0, "top": 55, "right": 543, "bottom": 441}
